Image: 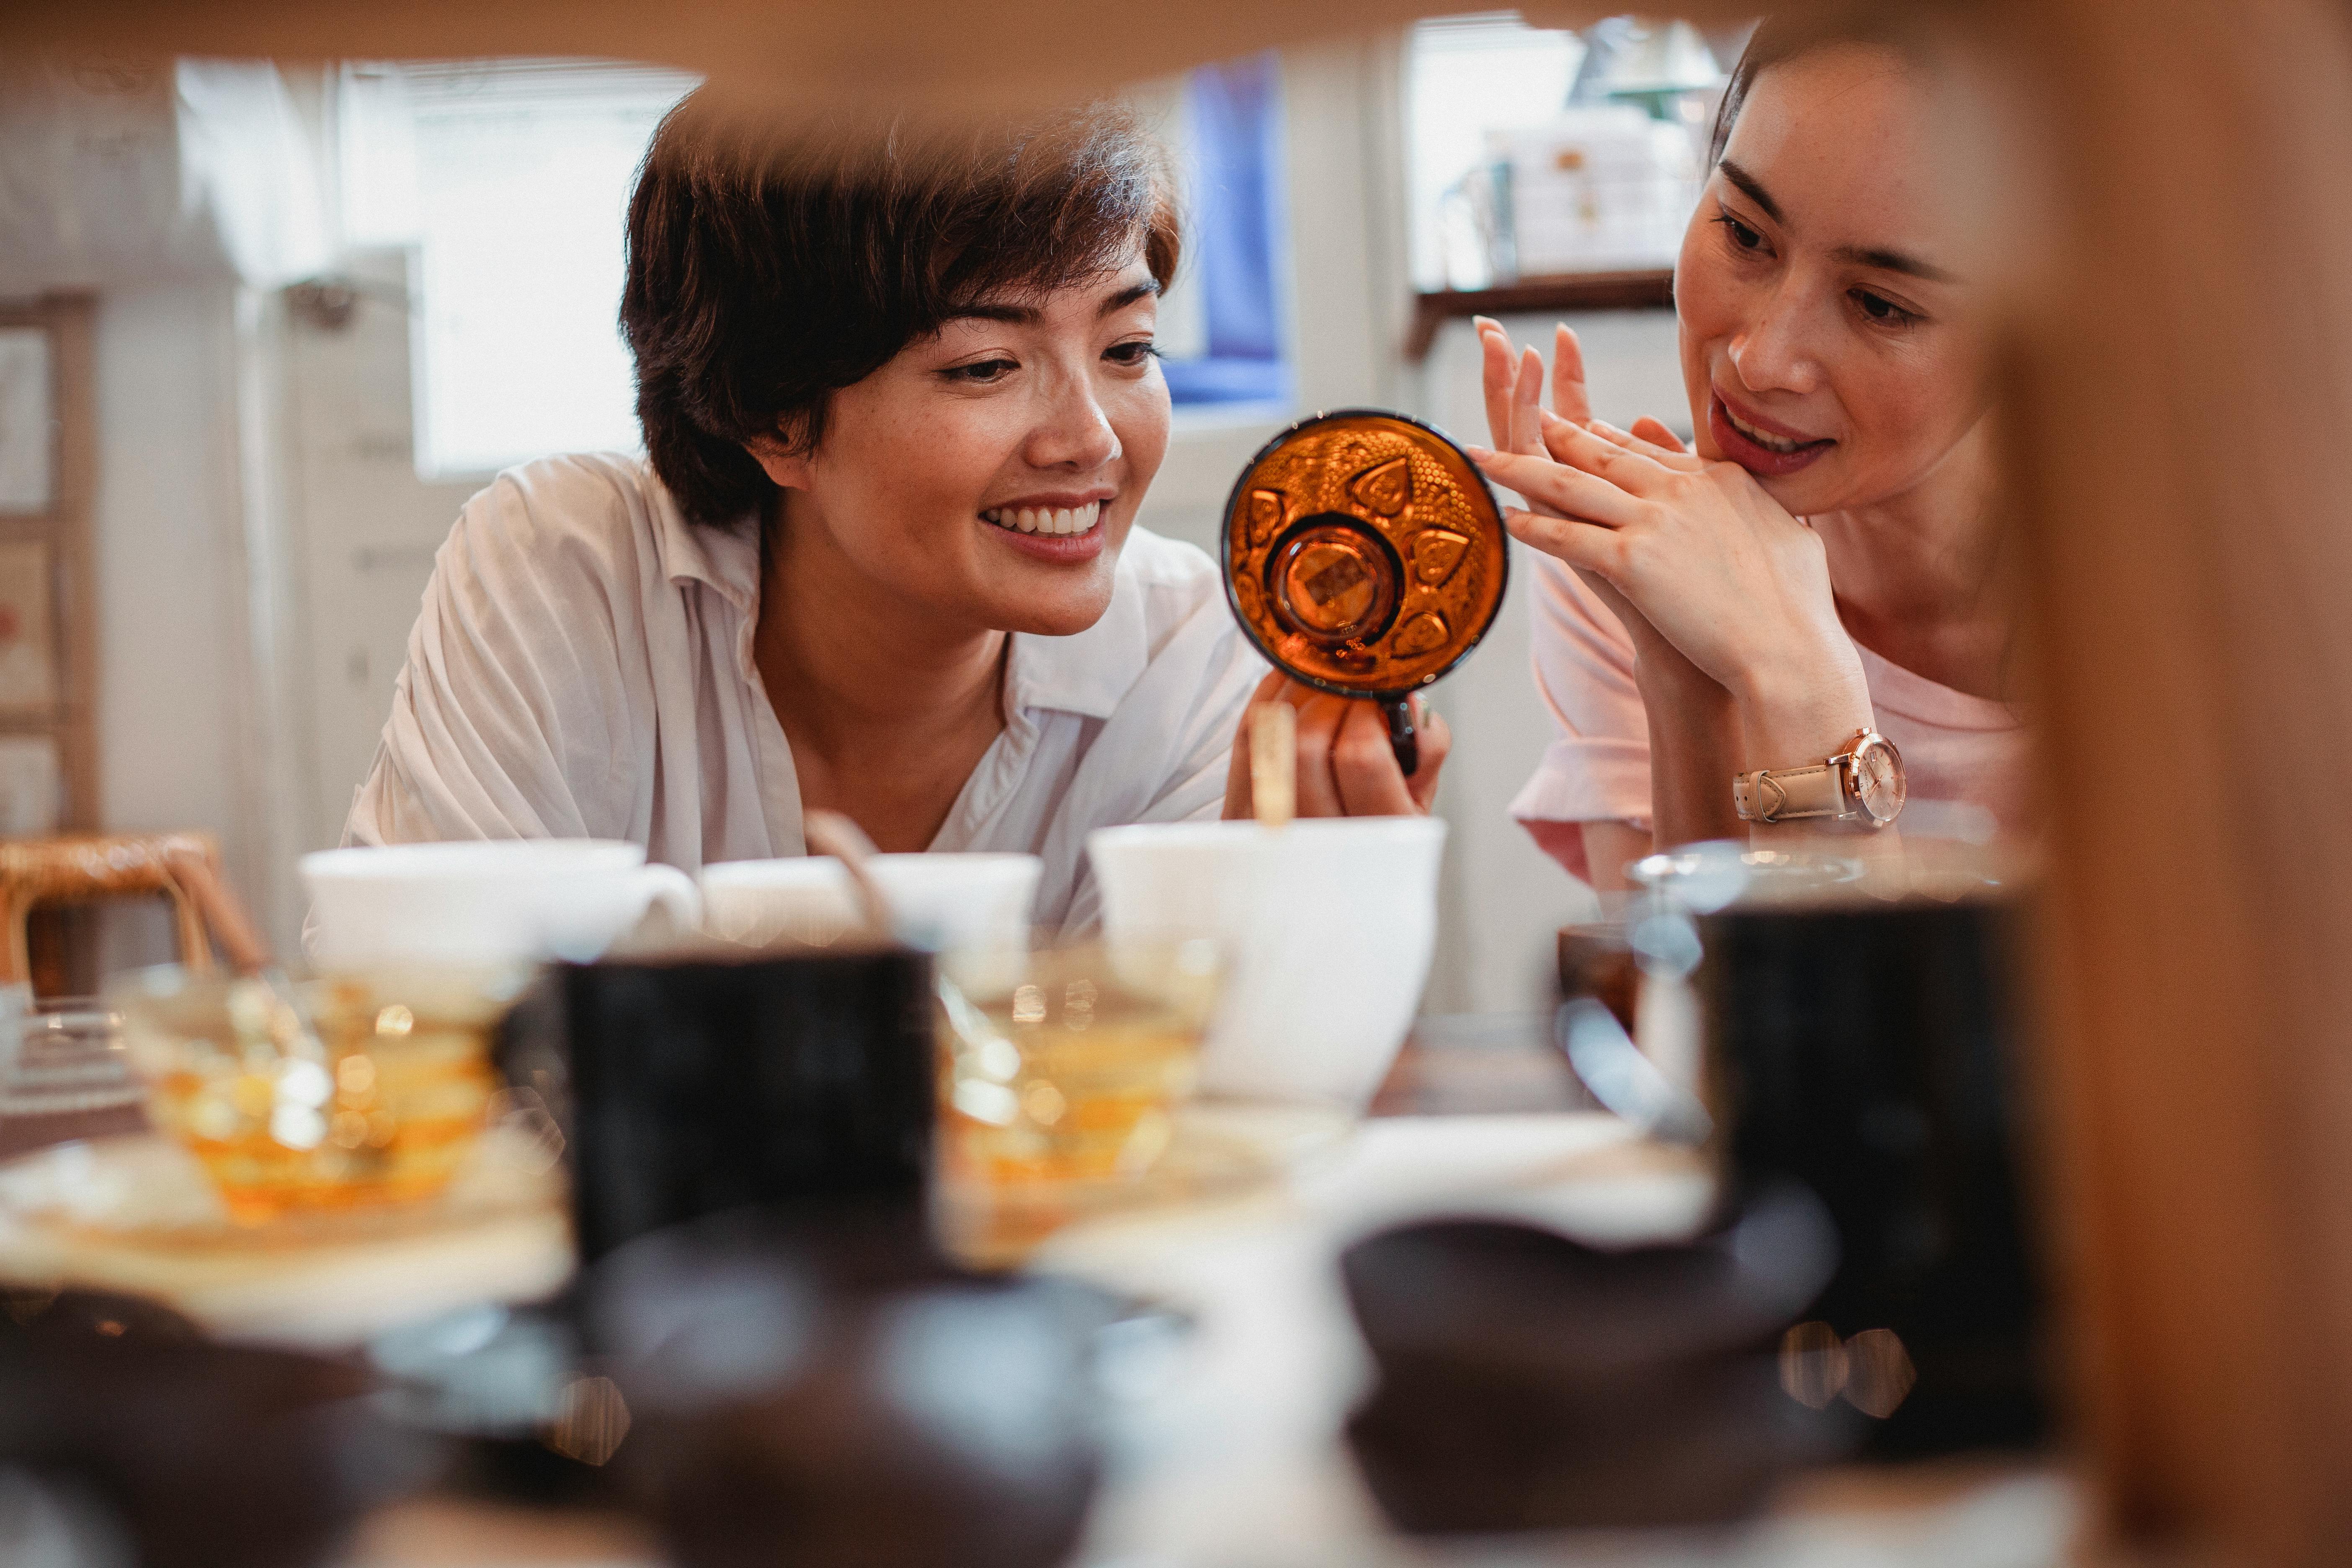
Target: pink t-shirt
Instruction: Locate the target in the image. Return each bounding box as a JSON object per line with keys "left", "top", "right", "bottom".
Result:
{"left": 1508, "top": 553, "right": 2033, "bottom": 881}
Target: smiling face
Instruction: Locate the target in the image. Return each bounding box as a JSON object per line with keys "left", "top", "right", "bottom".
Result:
{"left": 1675, "top": 44, "right": 1991, "bottom": 516}
{"left": 753, "top": 257, "right": 1169, "bottom": 637}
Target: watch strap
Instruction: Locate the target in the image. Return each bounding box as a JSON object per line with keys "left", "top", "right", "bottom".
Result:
{"left": 1733, "top": 759, "right": 1849, "bottom": 823}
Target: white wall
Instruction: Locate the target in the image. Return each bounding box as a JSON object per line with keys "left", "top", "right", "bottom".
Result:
{"left": 90, "top": 281, "right": 259, "bottom": 974}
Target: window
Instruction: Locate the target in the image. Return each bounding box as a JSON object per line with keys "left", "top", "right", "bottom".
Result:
{"left": 338, "top": 53, "right": 1292, "bottom": 479}
{"left": 338, "top": 59, "right": 697, "bottom": 479}
{"left": 1154, "top": 53, "right": 1293, "bottom": 412}
{"left": 1406, "top": 13, "right": 1735, "bottom": 290}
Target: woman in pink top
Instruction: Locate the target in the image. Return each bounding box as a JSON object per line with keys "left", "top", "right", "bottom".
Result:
{"left": 1470, "top": 16, "right": 2031, "bottom": 890}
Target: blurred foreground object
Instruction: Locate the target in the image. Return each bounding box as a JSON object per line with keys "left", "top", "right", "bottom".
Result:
{"left": 114, "top": 964, "right": 520, "bottom": 1222}
{"left": 1986, "top": 0, "right": 2352, "bottom": 1560}
{"left": 1672, "top": 843, "right": 2049, "bottom": 1457}
{"left": 535, "top": 949, "right": 935, "bottom": 1264}
{"left": 584, "top": 1208, "right": 1115, "bottom": 1568}
{"left": 1342, "top": 1184, "right": 1844, "bottom": 1532}
{"left": 0, "top": 997, "right": 145, "bottom": 1160}
{"left": 0, "top": 1286, "right": 433, "bottom": 1568}
{"left": 1088, "top": 817, "right": 1445, "bottom": 1107}
{"left": 0, "top": 0, "right": 1574, "bottom": 117}
{"left": 938, "top": 939, "right": 1219, "bottom": 1189}
{"left": 300, "top": 841, "right": 701, "bottom": 968}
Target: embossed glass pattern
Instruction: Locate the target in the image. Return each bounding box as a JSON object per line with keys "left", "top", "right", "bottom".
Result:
{"left": 1221, "top": 410, "right": 1509, "bottom": 699}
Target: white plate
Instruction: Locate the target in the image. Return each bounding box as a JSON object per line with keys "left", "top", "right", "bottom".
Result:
{"left": 0, "top": 1125, "right": 572, "bottom": 1348}
{"left": 934, "top": 1098, "right": 1357, "bottom": 1269}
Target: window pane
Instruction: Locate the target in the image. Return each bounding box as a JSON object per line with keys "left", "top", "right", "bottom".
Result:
{"left": 342, "top": 60, "right": 697, "bottom": 479}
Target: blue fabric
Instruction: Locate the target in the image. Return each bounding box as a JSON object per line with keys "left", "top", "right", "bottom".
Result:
{"left": 1161, "top": 356, "right": 1291, "bottom": 405}
{"left": 1170, "top": 52, "right": 1290, "bottom": 406}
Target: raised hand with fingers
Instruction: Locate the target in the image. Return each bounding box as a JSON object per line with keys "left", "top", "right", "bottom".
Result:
{"left": 1472, "top": 409, "right": 1873, "bottom": 793}
{"left": 1473, "top": 322, "right": 1723, "bottom": 693}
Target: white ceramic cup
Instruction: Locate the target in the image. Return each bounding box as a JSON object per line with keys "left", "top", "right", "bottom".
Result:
{"left": 699, "top": 853, "right": 1042, "bottom": 954}
{"left": 302, "top": 840, "right": 703, "bottom": 965}
{"left": 1086, "top": 816, "right": 1448, "bottom": 1108}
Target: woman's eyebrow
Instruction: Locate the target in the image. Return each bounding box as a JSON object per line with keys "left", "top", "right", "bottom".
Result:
{"left": 1718, "top": 159, "right": 1784, "bottom": 224}
{"left": 948, "top": 302, "right": 1040, "bottom": 326}
{"left": 1720, "top": 157, "right": 1962, "bottom": 285}
{"left": 1099, "top": 279, "right": 1160, "bottom": 315}
{"left": 944, "top": 278, "right": 1157, "bottom": 328}
{"left": 1836, "top": 244, "right": 1963, "bottom": 285}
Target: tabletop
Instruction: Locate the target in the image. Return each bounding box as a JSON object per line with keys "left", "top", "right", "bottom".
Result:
{"left": 0, "top": 1013, "right": 2078, "bottom": 1568}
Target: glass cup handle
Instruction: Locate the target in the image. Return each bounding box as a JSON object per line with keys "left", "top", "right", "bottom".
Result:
{"left": 1554, "top": 996, "right": 1712, "bottom": 1146}
{"left": 1384, "top": 696, "right": 1418, "bottom": 777}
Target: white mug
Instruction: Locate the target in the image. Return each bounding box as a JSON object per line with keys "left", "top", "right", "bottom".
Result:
{"left": 302, "top": 839, "right": 702, "bottom": 965}
{"left": 699, "top": 853, "right": 1042, "bottom": 954}
{"left": 1087, "top": 817, "right": 1448, "bottom": 1109}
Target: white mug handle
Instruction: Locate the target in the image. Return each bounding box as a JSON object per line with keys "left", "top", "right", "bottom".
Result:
{"left": 629, "top": 863, "right": 704, "bottom": 935}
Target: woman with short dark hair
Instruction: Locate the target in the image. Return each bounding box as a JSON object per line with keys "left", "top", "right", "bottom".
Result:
{"left": 345, "top": 98, "right": 1443, "bottom": 928}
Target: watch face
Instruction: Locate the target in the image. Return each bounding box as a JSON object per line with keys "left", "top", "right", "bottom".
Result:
{"left": 1851, "top": 734, "right": 1907, "bottom": 825}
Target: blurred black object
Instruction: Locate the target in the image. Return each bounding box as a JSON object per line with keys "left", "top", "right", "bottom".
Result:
{"left": 520, "top": 948, "right": 937, "bottom": 1264}
{"left": 0, "top": 1285, "right": 437, "bottom": 1568}
{"left": 369, "top": 1302, "right": 615, "bottom": 1509}
{"left": 583, "top": 1207, "right": 1114, "bottom": 1568}
{"left": 1342, "top": 1185, "right": 1848, "bottom": 1533}
{"left": 1698, "top": 892, "right": 2048, "bottom": 1456}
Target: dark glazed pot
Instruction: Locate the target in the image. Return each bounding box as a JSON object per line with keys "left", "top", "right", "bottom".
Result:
{"left": 1697, "top": 885, "right": 2049, "bottom": 1456}
{"left": 1341, "top": 1185, "right": 1850, "bottom": 1533}
{"left": 526, "top": 946, "right": 938, "bottom": 1265}
{"left": 0, "top": 1287, "right": 436, "bottom": 1568}
{"left": 585, "top": 1208, "right": 1114, "bottom": 1568}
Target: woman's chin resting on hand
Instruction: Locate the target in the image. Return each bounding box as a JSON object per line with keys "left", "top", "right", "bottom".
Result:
{"left": 1468, "top": 17, "right": 2031, "bottom": 889}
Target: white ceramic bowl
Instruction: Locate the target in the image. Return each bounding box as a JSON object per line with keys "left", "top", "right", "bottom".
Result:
{"left": 1086, "top": 817, "right": 1447, "bottom": 1108}
{"left": 302, "top": 839, "right": 700, "bottom": 965}
{"left": 699, "top": 852, "right": 1042, "bottom": 954}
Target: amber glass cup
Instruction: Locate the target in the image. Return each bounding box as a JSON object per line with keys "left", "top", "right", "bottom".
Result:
{"left": 938, "top": 939, "right": 1221, "bottom": 1189}
{"left": 114, "top": 965, "right": 522, "bottom": 1224}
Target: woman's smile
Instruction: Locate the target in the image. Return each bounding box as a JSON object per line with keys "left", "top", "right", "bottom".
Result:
{"left": 979, "top": 492, "right": 1112, "bottom": 561}
{"left": 1708, "top": 387, "right": 1836, "bottom": 479}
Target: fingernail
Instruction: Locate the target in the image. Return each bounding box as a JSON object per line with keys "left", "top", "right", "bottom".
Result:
{"left": 1465, "top": 444, "right": 1495, "bottom": 460}
{"left": 1591, "top": 419, "right": 1628, "bottom": 438}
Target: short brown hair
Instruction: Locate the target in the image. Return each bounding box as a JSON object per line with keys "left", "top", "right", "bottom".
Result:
{"left": 622, "top": 97, "right": 1180, "bottom": 527}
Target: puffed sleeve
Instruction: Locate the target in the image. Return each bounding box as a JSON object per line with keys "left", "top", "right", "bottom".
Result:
{"left": 1507, "top": 551, "right": 1654, "bottom": 872}
{"left": 343, "top": 463, "right": 655, "bottom": 846}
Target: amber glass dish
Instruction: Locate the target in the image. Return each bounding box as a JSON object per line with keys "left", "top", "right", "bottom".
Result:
{"left": 1221, "top": 410, "right": 1509, "bottom": 699}
{"left": 115, "top": 965, "right": 522, "bottom": 1224}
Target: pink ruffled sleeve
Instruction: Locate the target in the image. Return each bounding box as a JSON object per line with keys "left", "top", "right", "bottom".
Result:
{"left": 1506, "top": 552, "right": 1654, "bottom": 880}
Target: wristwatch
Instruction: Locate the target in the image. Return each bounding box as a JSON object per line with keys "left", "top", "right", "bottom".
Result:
{"left": 1733, "top": 729, "right": 1906, "bottom": 830}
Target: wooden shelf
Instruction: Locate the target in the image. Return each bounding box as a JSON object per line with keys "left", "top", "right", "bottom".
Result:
{"left": 1406, "top": 268, "right": 1675, "bottom": 361}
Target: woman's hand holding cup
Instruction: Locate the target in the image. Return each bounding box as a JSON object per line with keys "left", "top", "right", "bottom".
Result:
{"left": 1222, "top": 671, "right": 1449, "bottom": 820}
